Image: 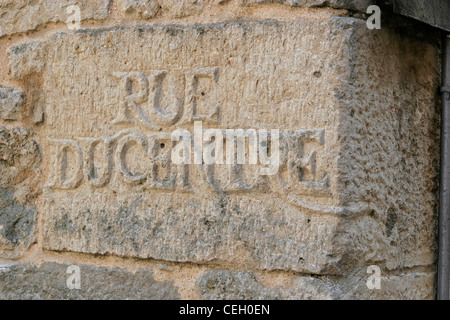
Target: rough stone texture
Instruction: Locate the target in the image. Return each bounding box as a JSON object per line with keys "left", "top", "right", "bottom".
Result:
{"left": 197, "top": 269, "right": 435, "bottom": 300}
{"left": 5, "top": 15, "right": 440, "bottom": 282}
{"left": 120, "top": 0, "right": 161, "bottom": 19}
{"left": 198, "top": 270, "right": 336, "bottom": 299}
{"left": 8, "top": 18, "right": 362, "bottom": 275}
{"left": 0, "top": 262, "right": 180, "bottom": 299}
{"left": 328, "top": 0, "right": 373, "bottom": 12}
{"left": 0, "top": 127, "right": 41, "bottom": 196}
{"left": 0, "top": 0, "right": 111, "bottom": 38}
{"left": 0, "top": 189, "right": 37, "bottom": 257}
{"left": 120, "top": 0, "right": 377, "bottom": 18}
{"left": 8, "top": 41, "right": 47, "bottom": 80}
{"left": 0, "top": 2, "right": 441, "bottom": 300}
{"left": 0, "top": 87, "right": 24, "bottom": 121}
{"left": 0, "top": 0, "right": 378, "bottom": 38}
{"left": 159, "top": 0, "right": 206, "bottom": 18}
{"left": 0, "top": 127, "right": 41, "bottom": 259}
{"left": 240, "top": 0, "right": 374, "bottom": 12}
{"left": 342, "top": 270, "right": 435, "bottom": 300}
{"left": 332, "top": 20, "right": 440, "bottom": 272}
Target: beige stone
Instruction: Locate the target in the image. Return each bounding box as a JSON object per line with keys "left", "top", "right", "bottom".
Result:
{"left": 0, "top": 261, "right": 180, "bottom": 299}
{"left": 0, "top": 0, "right": 111, "bottom": 38}
{"left": 159, "top": 0, "right": 206, "bottom": 18}
{"left": 198, "top": 270, "right": 336, "bottom": 299}
{"left": 343, "top": 270, "right": 435, "bottom": 300}
{"left": 9, "top": 18, "right": 356, "bottom": 274}
{"left": 0, "top": 1, "right": 441, "bottom": 300}
{"left": 5, "top": 15, "right": 439, "bottom": 281}
{"left": 240, "top": 0, "right": 373, "bottom": 11}
{"left": 0, "top": 127, "right": 41, "bottom": 259}
{"left": 0, "top": 87, "right": 24, "bottom": 121}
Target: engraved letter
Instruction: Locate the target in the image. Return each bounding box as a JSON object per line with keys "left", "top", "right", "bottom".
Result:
{"left": 115, "top": 133, "right": 148, "bottom": 185}
{"left": 113, "top": 71, "right": 161, "bottom": 130}
{"left": 47, "top": 139, "right": 83, "bottom": 190}
{"left": 81, "top": 137, "right": 114, "bottom": 188}
{"left": 184, "top": 67, "right": 221, "bottom": 124}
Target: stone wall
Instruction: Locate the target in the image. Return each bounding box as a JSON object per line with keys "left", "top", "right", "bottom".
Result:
{"left": 0, "top": 0, "right": 442, "bottom": 299}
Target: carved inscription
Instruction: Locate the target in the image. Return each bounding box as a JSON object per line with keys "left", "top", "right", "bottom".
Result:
{"left": 11, "top": 21, "right": 355, "bottom": 272}
{"left": 46, "top": 67, "right": 330, "bottom": 200}
{"left": 111, "top": 67, "right": 220, "bottom": 130}
{"left": 46, "top": 127, "right": 329, "bottom": 197}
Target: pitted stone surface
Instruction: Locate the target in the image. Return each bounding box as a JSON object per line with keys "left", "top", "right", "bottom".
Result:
{"left": 120, "top": 0, "right": 161, "bottom": 19}
{"left": 0, "top": 127, "right": 41, "bottom": 194}
{"left": 0, "top": 127, "right": 40, "bottom": 259}
{"left": 9, "top": 18, "right": 355, "bottom": 275}
{"left": 0, "top": 189, "right": 37, "bottom": 256}
{"left": 343, "top": 270, "right": 435, "bottom": 300}
{"left": 0, "top": 0, "right": 377, "bottom": 37}
{"left": 240, "top": 0, "right": 373, "bottom": 12}
{"left": 198, "top": 270, "right": 336, "bottom": 299}
{"left": 0, "top": 3, "right": 441, "bottom": 300}
{"left": 0, "top": 262, "right": 180, "bottom": 299}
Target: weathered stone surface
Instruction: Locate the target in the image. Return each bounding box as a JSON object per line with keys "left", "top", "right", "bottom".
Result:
{"left": 240, "top": 0, "right": 373, "bottom": 12}
{"left": 9, "top": 18, "right": 353, "bottom": 275}
{"left": 118, "top": 0, "right": 377, "bottom": 19}
{"left": 0, "top": 0, "right": 441, "bottom": 299}
{"left": 6, "top": 15, "right": 439, "bottom": 280}
{"left": 198, "top": 268, "right": 435, "bottom": 300}
{"left": 0, "top": 262, "right": 180, "bottom": 299}
{"left": 343, "top": 270, "right": 435, "bottom": 300}
{"left": 0, "top": 189, "right": 37, "bottom": 257}
{"left": 159, "top": 0, "right": 206, "bottom": 18}
{"left": 332, "top": 21, "right": 439, "bottom": 272}
{"left": 328, "top": 0, "right": 373, "bottom": 12}
{"left": 198, "top": 270, "right": 336, "bottom": 299}
{"left": 120, "top": 0, "right": 161, "bottom": 19}
{"left": 0, "top": 87, "right": 24, "bottom": 121}
{"left": 0, "top": 0, "right": 111, "bottom": 38}
{"left": 0, "top": 127, "right": 40, "bottom": 259}
{"left": 0, "top": 127, "right": 41, "bottom": 193}
{"left": 8, "top": 41, "right": 47, "bottom": 80}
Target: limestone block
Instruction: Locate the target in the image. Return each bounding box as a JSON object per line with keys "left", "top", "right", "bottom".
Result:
{"left": 328, "top": 0, "right": 373, "bottom": 11}
{"left": 0, "top": 127, "right": 41, "bottom": 259}
{"left": 0, "top": 0, "right": 111, "bottom": 38}
{"left": 0, "top": 87, "right": 24, "bottom": 121}
{"left": 159, "top": 0, "right": 206, "bottom": 18}
{"left": 6, "top": 16, "right": 439, "bottom": 280}
{"left": 0, "top": 189, "right": 37, "bottom": 257}
{"left": 343, "top": 270, "right": 435, "bottom": 300}
{"left": 0, "top": 262, "right": 180, "bottom": 299}
{"left": 0, "top": 127, "right": 41, "bottom": 194}
{"left": 120, "top": 0, "right": 161, "bottom": 19}
{"left": 240, "top": 0, "right": 373, "bottom": 11}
